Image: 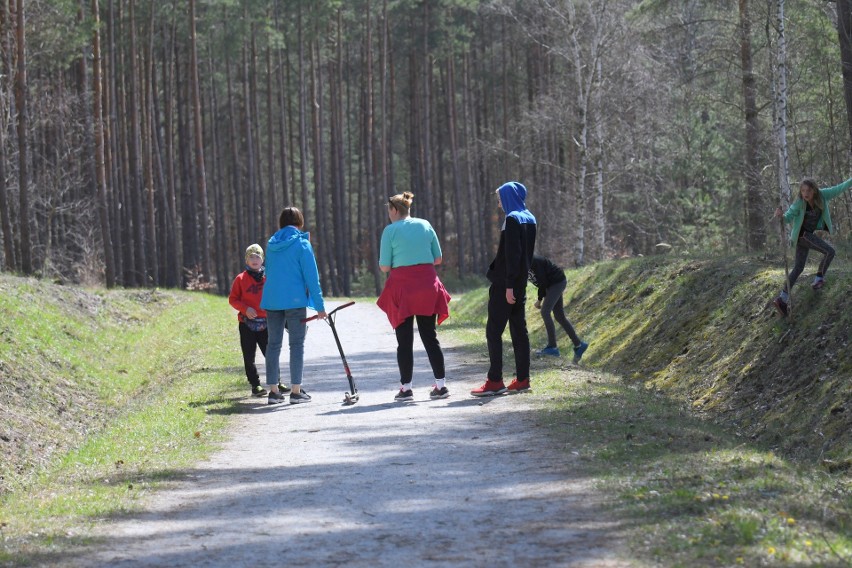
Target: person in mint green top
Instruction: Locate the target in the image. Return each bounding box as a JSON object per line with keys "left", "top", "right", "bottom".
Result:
{"left": 376, "top": 191, "right": 451, "bottom": 402}
{"left": 771, "top": 176, "right": 852, "bottom": 316}
{"left": 378, "top": 211, "right": 443, "bottom": 268}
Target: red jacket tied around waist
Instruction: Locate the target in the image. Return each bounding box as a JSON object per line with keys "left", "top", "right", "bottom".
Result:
{"left": 376, "top": 264, "right": 451, "bottom": 329}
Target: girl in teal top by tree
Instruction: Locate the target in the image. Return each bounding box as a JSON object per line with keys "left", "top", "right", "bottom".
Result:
{"left": 772, "top": 176, "right": 852, "bottom": 317}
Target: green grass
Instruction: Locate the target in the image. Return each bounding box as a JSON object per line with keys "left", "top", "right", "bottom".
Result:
{"left": 0, "top": 278, "right": 246, "bottom": 565}
{"left": 439, "top": 252, "right": 852, "bottom": 567}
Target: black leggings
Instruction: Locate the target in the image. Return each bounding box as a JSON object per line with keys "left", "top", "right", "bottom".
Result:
{"left": 395, "top": 315, "right": 445, "bottom": 385}
{"left": 786, "top": 232, "right": 835, "bottom": 292}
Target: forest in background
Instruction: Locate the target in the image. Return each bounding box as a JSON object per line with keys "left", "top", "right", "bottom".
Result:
{"left": 1, "top": 0, "right": 852, "bottom": 295}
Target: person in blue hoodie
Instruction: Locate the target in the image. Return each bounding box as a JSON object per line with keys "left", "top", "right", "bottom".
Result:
{"left": 260, "top": 207, "right": 327, "bottom": 405}
{"left": 471, "top": 182, "right": 537, "bottom": 397}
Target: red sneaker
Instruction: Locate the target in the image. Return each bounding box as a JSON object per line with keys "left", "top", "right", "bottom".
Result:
{"left": 506, "top": 378, "right": 531, "bottom": 393}
{"left": 470, "top": 379, "right": 507, "bottom": 397}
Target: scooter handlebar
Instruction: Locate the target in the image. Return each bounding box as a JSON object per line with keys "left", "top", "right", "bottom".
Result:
{"left": 301, "top": 301, "right": 355, "bottom": 323}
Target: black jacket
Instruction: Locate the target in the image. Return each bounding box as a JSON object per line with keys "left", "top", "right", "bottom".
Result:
{"left": 486, "top": 217, "right": 537, "bottom": 295}
{"left": 528, "top": 255, "right": 566, "bottom": 301}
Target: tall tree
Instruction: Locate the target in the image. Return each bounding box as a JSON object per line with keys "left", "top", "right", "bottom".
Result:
{"left": 14, "top": 0, "right": 31, "bottom": 275}
{"left": 91, "top": 0, "right": 115, "bottom": 287}
{"left": 837, "top": 0, "right": 852, "bottom": 157}
{"left": 739, "top": 0, "right": 764, "bottom": 250}
{"left": 189, "top": 0, "right": 211, "bottom": 282}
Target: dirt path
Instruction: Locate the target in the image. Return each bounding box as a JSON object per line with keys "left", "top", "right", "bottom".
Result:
{"left": 73, "top": 301, "right": 631, "bottom": 567}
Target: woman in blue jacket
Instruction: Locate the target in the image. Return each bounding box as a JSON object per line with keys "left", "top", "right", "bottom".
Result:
{"left": 772, "top": 176, "right": 852, "bottom": 316}
{"left": 260, "top": 207, "right": 327, "bottom": 404}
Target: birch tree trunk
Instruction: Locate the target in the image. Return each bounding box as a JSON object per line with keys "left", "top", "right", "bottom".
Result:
{"left": 772, "top": 0, "right": 791, "bottom": 210}
{"left": 593, "top": 56, "right": 606, "bottom": 258}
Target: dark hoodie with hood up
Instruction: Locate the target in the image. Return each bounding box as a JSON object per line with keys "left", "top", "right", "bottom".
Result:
{"left": 486, "top": 181, "right": 537, "bottom": 294}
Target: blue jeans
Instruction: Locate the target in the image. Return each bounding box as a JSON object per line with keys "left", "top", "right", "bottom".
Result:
{"left": 264, "top": 308, "right": 308, "bottom": 386}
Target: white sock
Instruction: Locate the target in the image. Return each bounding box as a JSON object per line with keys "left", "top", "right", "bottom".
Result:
{"left": 435, "top": 378, "right": 446, "bottom": 389}
{"left": 401, "top": 384, "right": 412, "bottom": 392}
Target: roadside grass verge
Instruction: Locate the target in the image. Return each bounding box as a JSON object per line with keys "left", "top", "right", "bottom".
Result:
{"left": 443, "top": 281, "right": 851, "bottom": 567}
{"left": 0, "top": 281, "right": 246, "bottom": 566}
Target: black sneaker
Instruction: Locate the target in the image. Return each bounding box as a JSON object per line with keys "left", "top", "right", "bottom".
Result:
{"left": 278, "top": 383, "right": 291, "bottom": 394}
{"left": 268, "top": 390, "right": 287, "bottom": 405}
{"left": 289, "top": 390, "right": 312, "bottom": 404}
{"left": 394, "top": 388, "right": 414, "bottom": 402}
{"left": 773, "top": 297, "right": 788, "bottom": 317}
{"left": 252, "top": 385, "right": 268, "bottom": 397}
{"left": 429, "top": 386, "right": 450, "bottom": 400}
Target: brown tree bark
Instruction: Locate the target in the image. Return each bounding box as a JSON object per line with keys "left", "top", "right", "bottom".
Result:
{"left": 142, "top": 0, "right": 158, "bottom": 285}
{"left": 127, "top": 0, "right": 147, "bottom": 284}
{"left": 242, "top": 39, "right": 258, "bottom": 242}
{"left": 739, "top": 0, "right": 764, "bottom": 250}
{"left": 364, "top": 0, "right": 381, "bottom": 294}
{"left": 14, "top": 0, "right": 31, "bottom": 274}
{"left": 0, "top": 1, "right": 16, "bottom": 270}
{"left": 91, "top": 0, "right": 115, "bottom": 287}
{"left": 189, "top": 0, "right": 211, "bottom": 282}
{"left": 837, "top": 0, "right": 852, "bottom": 157}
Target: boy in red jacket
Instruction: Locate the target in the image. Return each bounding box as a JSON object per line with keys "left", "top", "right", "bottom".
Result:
{"left": 228, "top": 244, "right": 290, "bottom": 397}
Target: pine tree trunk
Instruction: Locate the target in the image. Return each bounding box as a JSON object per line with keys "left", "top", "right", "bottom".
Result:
{"left": 161, "top": 12, "right": 181, "bottom": 288}
{"left": 189, "top": 0, "right": 211, "bottom": 282}
{"left": 739, "top": 0, "right": 764, "bottom": 251}
{"left": 91, "top": 0, "right": 115, "bottom": 287}
{"left": 128, "top": 0, "right": 148, "bottom": 285}
{"left": 446, "top": 57, "right": 465, "bottom": 276}
{"left": 297, "top": 9, "right": 310, "bottom": 220}
{"left": 368, "top": 0, "right": 383, "bottom": 294}
{"left": 14, "top": 0, "right": 32, "bottom": 275}
{"left": 310, "top": 38, "right": 332, "bottom": 292}
{"left": 143, "top": 1, "right": 158, "bottom": 285}
{"left": 0, "top": 1, "right": 17, "bottom": 270}
{"left": 224, "top": 41, "right": 245, "bottom": 250}
{"left": 242, "top": 40, "right": 258, "bottom": 242}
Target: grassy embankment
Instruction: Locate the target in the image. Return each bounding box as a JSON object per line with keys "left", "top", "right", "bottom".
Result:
{"left": 0, "top": 277, "right": 243, "bottom": 565}
{"left": 443, "top": 251, "right": 851, "bottom": 567}
{"left": 1, "top": 250, "right": 850, "bottom": 567}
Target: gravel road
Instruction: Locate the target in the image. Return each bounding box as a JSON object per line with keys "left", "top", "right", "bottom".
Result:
{"left": 72, "top": 301, "right": 632, "bottom": 568}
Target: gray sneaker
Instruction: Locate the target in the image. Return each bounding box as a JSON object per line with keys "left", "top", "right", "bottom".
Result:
{"left": 268, "top": 390, "right": 287, "bottom": 405}
{"left": 289, "top": 390, "right": 312, "bottom": 404}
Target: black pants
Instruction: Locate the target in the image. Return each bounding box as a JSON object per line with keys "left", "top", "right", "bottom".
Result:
{"left": 786, "top": 232, "right": 835, "bottom": 292}
{"left": 486, "top": 284, "right": 531, "bottom": 381}
{"left": 238, "top": 322, "right": 268, "bottom": 388}
{"left": 395, "top": 315, "right": 445, "bottom": 385}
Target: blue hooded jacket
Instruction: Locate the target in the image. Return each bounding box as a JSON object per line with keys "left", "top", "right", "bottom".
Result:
{"left": 260, "top": 225, "right": 325, "bottom": 312}
{"left": 498, "top": 181, "right": 537, "bottom": 227}
{"left": 488, "top": 182, "right": 537, "bottom": 291}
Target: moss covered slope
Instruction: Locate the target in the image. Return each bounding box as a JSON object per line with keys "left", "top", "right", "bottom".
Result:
{"left": 548, "top": 254, "right": 850, "bottom": 461}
